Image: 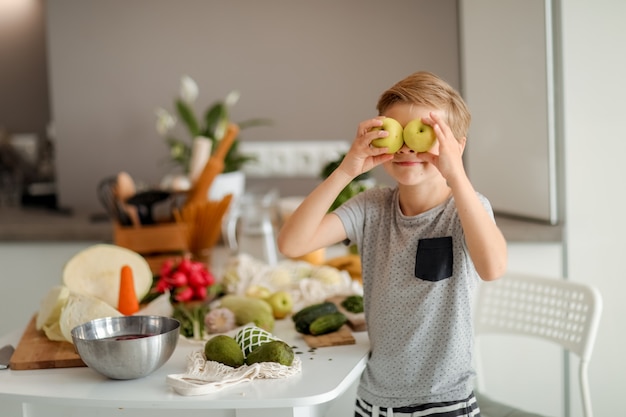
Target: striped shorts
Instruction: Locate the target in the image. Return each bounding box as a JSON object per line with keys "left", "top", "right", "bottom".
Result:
{"left": 354, "top": 392, "right": 481, "bottom": 417}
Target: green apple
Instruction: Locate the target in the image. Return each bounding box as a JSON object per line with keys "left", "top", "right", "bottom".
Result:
{"left": 403, "top": 119, "right": 436, "bottom": 152}
{"left": 371, "top": 117, "right": 404, "bottom": 154}
{"left": 265, "top": 290, "right": 294, "bottom": 319}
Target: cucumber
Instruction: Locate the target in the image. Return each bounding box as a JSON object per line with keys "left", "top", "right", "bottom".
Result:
{"left": 309, "top": 312, "right": 348, "bottom": 336}
{"left": 293, "top": 302, "right": 338, "bottom": 334}
{"left": 292, "top": 301, "right": 337, "bottom": 322}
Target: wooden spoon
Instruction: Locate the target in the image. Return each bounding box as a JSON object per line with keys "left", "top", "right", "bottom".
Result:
{"left": 115, "top": 171, "right": 141, "bottom": 227}
{"left": 184, "top": 123, "right": 239, "bottom": 207}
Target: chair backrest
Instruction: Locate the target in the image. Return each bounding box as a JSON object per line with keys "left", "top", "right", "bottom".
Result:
{"left": 474, "top": 272, "right": 603, "bottom": 417}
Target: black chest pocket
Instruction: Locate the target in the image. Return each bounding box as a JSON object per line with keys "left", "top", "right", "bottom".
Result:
{"left": 414, "top": 236, "right": 453, "bottom": 282}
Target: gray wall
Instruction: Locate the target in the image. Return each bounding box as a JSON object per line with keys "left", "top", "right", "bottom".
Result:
{"left": 45, "top": 0, "right": 461, "bottom": 213}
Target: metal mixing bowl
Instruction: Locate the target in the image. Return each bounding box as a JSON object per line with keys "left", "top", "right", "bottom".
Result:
{"left": 71, "top": 315, "right": 180, "bottom": 380}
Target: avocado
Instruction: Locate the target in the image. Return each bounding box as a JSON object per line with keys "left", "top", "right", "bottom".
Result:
{"left": 204, "top": 335, "right": 245, "bottom": 368}
{"left": 245, "top": 340, "right": 294, "bottom": 366}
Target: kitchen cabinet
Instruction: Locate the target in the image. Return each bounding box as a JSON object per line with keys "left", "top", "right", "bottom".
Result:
{"left": 459, "top": 0, "right": 559, "bottom": 224}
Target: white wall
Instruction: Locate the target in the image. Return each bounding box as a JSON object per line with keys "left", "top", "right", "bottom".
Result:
{"left": 45, "top": 0, "right": 460, "bottom": 213}
{"left": 560, "top": 1, "right": 626, "bottom": 416}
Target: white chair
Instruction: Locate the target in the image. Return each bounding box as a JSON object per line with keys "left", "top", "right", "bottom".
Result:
{"left": 474, "top": 272, "right": 602, "bottom": 417}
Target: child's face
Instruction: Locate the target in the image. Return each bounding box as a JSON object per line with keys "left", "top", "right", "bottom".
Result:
{"left": 381, "top": 103, "right": 443, "bottom": 185}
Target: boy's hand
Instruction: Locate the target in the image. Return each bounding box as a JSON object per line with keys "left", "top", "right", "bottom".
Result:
{"left": 420, "top": 112, "right": 467, "bottom": 186}
{"left": 338, "top": 117, "right": 394, "bottom": 179}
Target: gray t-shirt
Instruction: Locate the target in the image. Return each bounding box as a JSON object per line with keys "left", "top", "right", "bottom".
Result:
{"left": 334, "top": 186, "right": 493, "bottom": 407}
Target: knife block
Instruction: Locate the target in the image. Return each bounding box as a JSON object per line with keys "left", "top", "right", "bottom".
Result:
{"left": 113, "top": 222, "right": 190, "bottom": 274}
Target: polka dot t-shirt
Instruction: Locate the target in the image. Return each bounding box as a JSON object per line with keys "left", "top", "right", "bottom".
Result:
{"left": 334, "top": 186, "right": 493, "bottom": 408}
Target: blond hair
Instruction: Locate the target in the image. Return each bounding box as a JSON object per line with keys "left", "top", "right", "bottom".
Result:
{"left": 376, "top": 71, "right": 471, "bottom": 140}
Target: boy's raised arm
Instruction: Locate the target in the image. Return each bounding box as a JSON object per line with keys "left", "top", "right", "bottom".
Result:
{"left": 278, "top": 117, "right": 392, "bottom": 258}
{"left": 277, "top": 167, "right": 352, "bottom": 258}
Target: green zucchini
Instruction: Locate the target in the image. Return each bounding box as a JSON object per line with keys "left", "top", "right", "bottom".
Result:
{"left": 309, "top": 312, "right": 348, "bottom": 336}
{"left": 293, "top": 302, "right": 338, "bottom": 334}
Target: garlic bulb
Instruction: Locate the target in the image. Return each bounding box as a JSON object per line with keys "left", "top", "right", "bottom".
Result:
{"left": 204, "top": 307, "right": 236, "bottom": 334}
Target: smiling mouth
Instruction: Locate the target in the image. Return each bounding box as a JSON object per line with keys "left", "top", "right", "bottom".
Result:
{"left": 394, "top": 160, "right": 424, "bottom": 166}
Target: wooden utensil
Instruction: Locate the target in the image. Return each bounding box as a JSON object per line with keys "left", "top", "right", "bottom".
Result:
{"left": 125, "top": 190, "right": 171, "bottom": 225}
{"left": 115, "top": 171, "right": 141, "bottom": 227}
{"left": 184, "top": 123, "right": 239, "bottom": 208}
{"left": 97, "top": 177, "right": 132, "bottom": 226}
{"left": 174, "top": 193, "right": 233, "bottom": 257}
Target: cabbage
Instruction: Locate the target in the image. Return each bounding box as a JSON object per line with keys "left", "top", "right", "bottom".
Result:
{"left": 43, "top": 321, "right": 65, "bottom": 342}
{"left": 62, "top": 244, "right": 152, "bottom": 309}
{"left": 35, "top": 285, "right": 70, "bottom": 330}
{"left": 59, "top": 292, "right": 122, "bottom": 343}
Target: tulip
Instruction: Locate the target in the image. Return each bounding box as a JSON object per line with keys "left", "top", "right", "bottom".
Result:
{"left": 180, "top": 75, "right": 199, "bottom": 104}
{"left": 224, "top": 90, "right": 240, "bottom": 107}
{"left": 155, "top": 107, "right": 176, "bottom": 135}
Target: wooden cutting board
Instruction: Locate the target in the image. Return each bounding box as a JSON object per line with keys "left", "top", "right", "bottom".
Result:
{"left": 326, "top": 296, "right": 366, "bottom": 332}
{"left": 9, "top": 316, "right": 85, "bottom": 370}
{"left": 302, "top": 324, "right": 355, "bottom": 348}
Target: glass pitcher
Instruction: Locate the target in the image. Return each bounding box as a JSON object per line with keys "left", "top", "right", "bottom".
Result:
{"left": 223, "top": 188, "right": 280, "bottom": 265}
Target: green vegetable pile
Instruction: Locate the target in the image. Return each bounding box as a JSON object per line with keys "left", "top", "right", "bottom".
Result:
{"left": 320, "top": 154, "right": 371, "bottom": 212}
{"left": 341, "top": 295, "right": 364, "bottom": 313}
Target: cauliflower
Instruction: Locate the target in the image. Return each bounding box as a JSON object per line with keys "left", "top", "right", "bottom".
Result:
{"left": 311, "top": 265, "right": 343, "bottom": 285}
{"left": 268, "top": 266, "right": 293, "bottom": 289}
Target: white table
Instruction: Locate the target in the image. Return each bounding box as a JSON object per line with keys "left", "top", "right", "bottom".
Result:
{"left": 0, "top": 319, "right": 369, "bottom": 417}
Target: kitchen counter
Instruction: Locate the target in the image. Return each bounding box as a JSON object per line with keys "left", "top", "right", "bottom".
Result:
{"left": 0, "top": 206, "right": 112, "bottom": 242}
{"left": 0, "top": 206, "right": 562, "bottom": 243}
{"left": 0, "top": 319, "right": 369, "bottom": 417}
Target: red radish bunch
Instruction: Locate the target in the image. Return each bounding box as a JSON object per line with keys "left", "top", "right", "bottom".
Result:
{"left": 155, "top": 257, "right": 215, "bottom": 302}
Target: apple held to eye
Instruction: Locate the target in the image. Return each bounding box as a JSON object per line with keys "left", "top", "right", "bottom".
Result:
{"left": 370, "top": 117, "right": 437, "bottom": 153}
{"left": 370, "top": 117, "right": 404, "bottom": 154}
{"left": 403, "top": 118, "right": 436, "bottom": 152}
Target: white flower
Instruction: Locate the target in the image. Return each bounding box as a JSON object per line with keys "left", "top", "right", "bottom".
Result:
{"left": 155, "top": 107, "right": 177, "bottom": 135}
{"left": 214, "top": 118, "right": 227, "bottom": 141}
{"left": 213, "top": 90, "right": 241, "bottom": 140}
{"left": 225, "top": 90, "right": 241, "bottom": 108}
{"left": 180, "top": 75, "right": 199, "bottom": 104}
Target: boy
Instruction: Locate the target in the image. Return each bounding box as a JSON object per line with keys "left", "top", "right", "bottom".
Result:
{"left": 277, "top": 71, "right": 507, "bottom": 416}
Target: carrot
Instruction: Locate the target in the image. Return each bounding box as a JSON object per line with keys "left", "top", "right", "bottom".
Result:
{"left": 118, "top": 264, "right": 139, "bottom": 315}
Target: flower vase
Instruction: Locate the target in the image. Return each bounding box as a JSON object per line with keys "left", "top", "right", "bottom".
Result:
{"left": 208, "top": 170, "right": 246, "bottom": 202}
{"left": 189, "top": 136, "right": 213, "bottom": 184}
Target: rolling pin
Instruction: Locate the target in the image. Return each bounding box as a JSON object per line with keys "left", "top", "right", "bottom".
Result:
{"left": 184, "top": 123, "right": 239, "bottom": 207}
